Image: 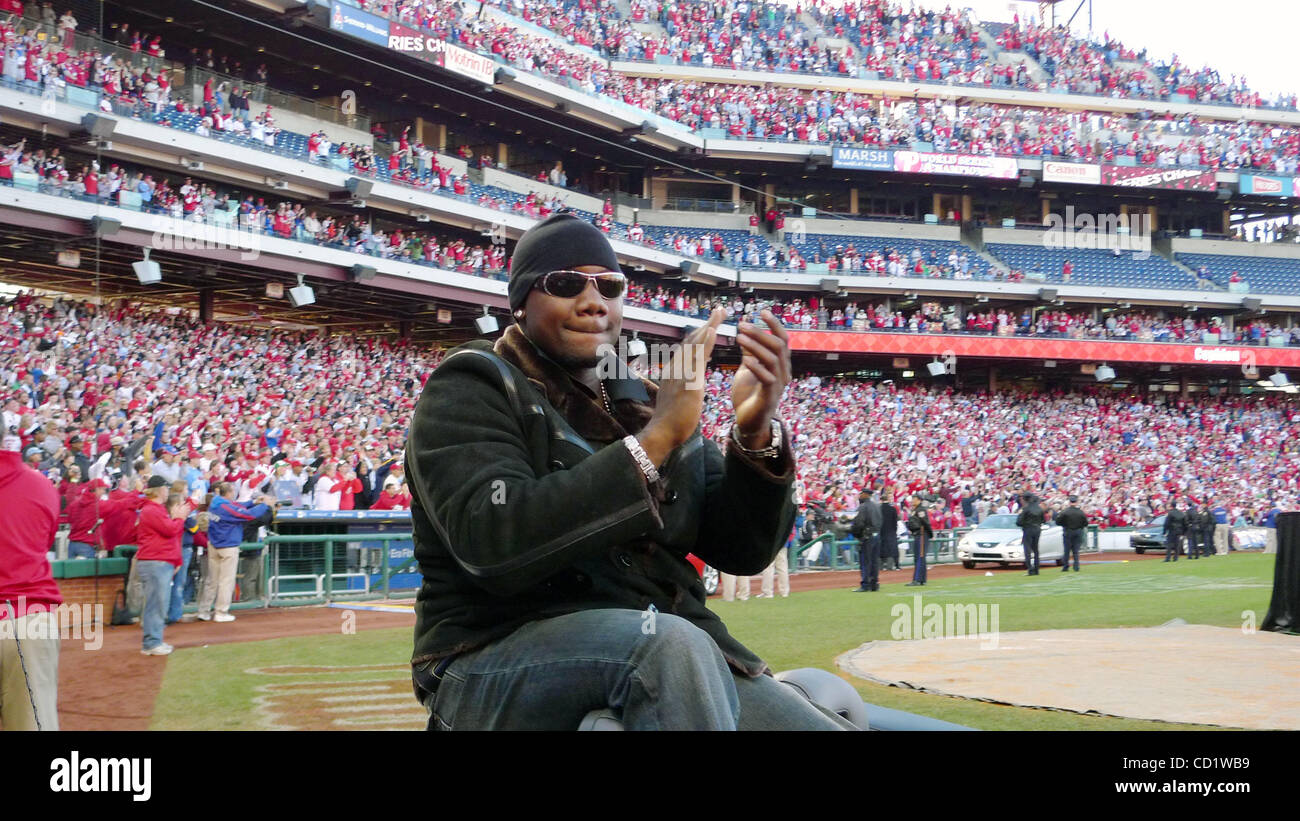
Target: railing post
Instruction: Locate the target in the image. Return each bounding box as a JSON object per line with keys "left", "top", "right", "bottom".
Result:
{"left": 323, "top": 539, "right": 333, "bottom": 603}
{"left": 381, "top": 537, "right": 391, "bottom": 600}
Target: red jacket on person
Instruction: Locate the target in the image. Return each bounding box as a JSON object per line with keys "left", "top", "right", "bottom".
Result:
{"left": 100, "top": 489, "right": 146, "bottom": 550}
{"left": 0, "top": 451, "right": 63, "bottom": 619}
{"left": 135, "top": 500, "right": 184, "bottom": 567}
{"left": 66, "top": 485, "right": 100, "bottom": 545}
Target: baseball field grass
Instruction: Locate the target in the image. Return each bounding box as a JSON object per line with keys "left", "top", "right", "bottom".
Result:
{"left": 151, "top": 553, "right": 1277, "bottom": 730}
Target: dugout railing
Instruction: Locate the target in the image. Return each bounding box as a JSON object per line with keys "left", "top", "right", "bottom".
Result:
{"left": 107, "top": 524, "right": 1110, "bottom": 613}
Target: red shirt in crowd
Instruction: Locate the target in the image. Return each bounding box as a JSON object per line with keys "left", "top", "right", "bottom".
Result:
{"left": 0, "top": 450, "right": 63, "bottom": 619}
{"left": 134, "top": 499, "right": 184, "bottom": 567}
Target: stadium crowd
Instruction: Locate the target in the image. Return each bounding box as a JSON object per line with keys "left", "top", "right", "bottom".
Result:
{"left": 2, "top": 293, "right": 431, "bottom": 528}
{"left": 697, "top": 372, "right": 1299, "bottom": 532}
{"left": 5, "top": 0, "right": 1300, "bottom": 192}
{"left": 624, "top": 285, "right": 1300, "bottom": 346}
{"left": 4, "top": 289, "right": 1295, "bottom": 544}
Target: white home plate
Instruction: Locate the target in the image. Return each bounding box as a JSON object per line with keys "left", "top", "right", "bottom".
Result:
{"left": 838, "top": 623, "right": 1300, "bottom": 729}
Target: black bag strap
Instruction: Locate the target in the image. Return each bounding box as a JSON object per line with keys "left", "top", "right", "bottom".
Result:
{"left": 439, "top": 347, "right": 597, "bottom": 461}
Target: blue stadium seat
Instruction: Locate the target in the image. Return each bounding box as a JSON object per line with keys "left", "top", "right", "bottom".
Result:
{"left": 1176, "top": 251, "right": 1300, "bottom": 296}
{"left": 985, "top": 243, "right": 1196, "bottom": 289}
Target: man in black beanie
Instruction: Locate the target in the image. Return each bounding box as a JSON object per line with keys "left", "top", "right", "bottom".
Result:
{"left": 405, "top": 213, "right": 853, "bottom": 730}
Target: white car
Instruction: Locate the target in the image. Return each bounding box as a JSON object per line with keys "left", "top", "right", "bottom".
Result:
{"left": 956, "top": 514, "right": 1065, "bottom": 569}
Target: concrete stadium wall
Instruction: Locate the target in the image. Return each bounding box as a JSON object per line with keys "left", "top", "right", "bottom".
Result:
{"left": 1170, "top": 238, "right": 1300, "bottom": 259}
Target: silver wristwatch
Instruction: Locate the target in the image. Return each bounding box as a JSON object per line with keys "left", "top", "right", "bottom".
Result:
{"left": 729, "top": 419, "right": 783, "bottom": 459}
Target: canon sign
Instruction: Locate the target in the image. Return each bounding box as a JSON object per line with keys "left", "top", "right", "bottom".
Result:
{"left": 1193, "top": 347, "right": 1242, "bottom": 363}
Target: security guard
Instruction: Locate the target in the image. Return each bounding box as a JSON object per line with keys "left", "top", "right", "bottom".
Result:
{"left": 1016, "top": 492, "right": 1046, "bottom": 575}
{"left": 850, "top": 489, "right": 882, "bottom": 592}
{"left": 1185, "top": 502, "right": 1202, "bottom": 560}
{"left": 1055, "top": 495, "right": 1088, "bottom": 572}
{"left": 1162, "top": 499, "right": 1188, "bottom": 562}
{"left": 1198, "top": 505, "right": 1216, "bottom": 559}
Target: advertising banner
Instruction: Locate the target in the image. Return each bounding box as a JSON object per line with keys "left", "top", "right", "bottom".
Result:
{"left": 831, "top": 145, "right": 894, "bottom": 171}
{"left": 787, "top": 331, "right": 1300, "bottom": 369}
{"left": 330, "top": 2, "right": 390, "bottom": 47}
{"left": 1239, "top": 174, "right": 1294, "bottom": 197}
{"left": 1043, "top": 161, "right": 1101, "bottom": 185}
{"left": 386, "top": 22, "right": 497, "bottom": 84}
{"left": 893, "top": 150, "right": 1019, "bottom": 179}
{"left": 1100, "top": 165, "right": 1217, "bottom": 191}
{"left": 437, "top": 41, "right": 497, "bottom": 85}
{"left": 387, "top": 21, "right": 436, "bottom": 63}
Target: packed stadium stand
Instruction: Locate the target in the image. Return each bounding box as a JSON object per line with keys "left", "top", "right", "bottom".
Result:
{"left": 1, "top": 0, "right": 1299, "bottom": 532}
{"left": 6, "top": 292, "right": 1299, "bottom": 526}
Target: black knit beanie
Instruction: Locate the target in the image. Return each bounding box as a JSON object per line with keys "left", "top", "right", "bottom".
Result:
{"left": 508, "top": 212, "right": 622, "bottom": 311}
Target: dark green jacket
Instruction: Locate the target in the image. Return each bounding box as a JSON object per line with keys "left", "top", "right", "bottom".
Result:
{"left": 405, "top": 326, "right": 797, "bottom": 677}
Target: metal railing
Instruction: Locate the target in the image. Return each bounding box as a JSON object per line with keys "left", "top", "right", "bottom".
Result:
{"left": 185, "top": 67, "right": 369, "bottom": 131}
{"left": 254, "top": 532, "right": 417, "bottom": 607}
{"left": 661, "top": 197, "right": 741, "bottom": 213}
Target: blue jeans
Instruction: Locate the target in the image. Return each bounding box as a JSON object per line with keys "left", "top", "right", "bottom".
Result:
{"left": 138, "top": 560, "right": 176, "bottom": 650}
{"left": 68, "top": 541, "right": 95, "bottom": 559}
{"left": 167, "top": 546, "right": 193, "bottom": 623}
{"left": 423, "top": 609, "right": 850, "bottom": 730}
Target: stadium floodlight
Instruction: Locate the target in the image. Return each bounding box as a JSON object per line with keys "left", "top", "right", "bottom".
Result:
{"left": 132, "top": 248, "right": 162, "bottom": 285}
{"left": 288, "top": 274, "right": 315, "bottom": 307}
{"left": 344, "top": 177, "right": 374, "bottom": 199}
{"left": 90, "top": 216, "right": 121, "bottom": 238}
{"left": 1269, "top": 371, "right": 1289, "bottom": 388}
{"left": 80, "top": 113, "right": 117, "bottom": 139}
{"left": 926, "top": 360, "right": 946, "bottom": 377}
{"left": 475, "top": 306, "right": 499, "bottom": 335}
{"left": 1095, "top": 364, "right": 1116, "bottom": 382}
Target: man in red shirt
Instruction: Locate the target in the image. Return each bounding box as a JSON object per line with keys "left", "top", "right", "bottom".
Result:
{"left": 135, "top": 476, "right": 186, "bottom": 656}
{"left": 0, "top": 435, "right": 63, "bottom": 729}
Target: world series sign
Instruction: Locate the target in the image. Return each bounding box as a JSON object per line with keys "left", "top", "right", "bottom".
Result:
{"left": 1100, "top": 165, "right": 1217, "bottom": 192}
